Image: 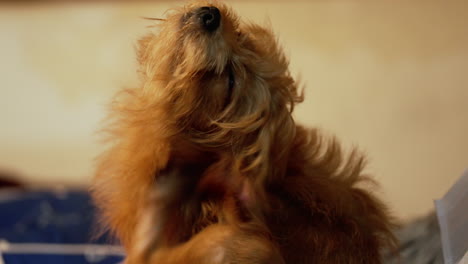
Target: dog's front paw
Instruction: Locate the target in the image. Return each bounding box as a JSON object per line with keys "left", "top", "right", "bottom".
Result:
{"left": 146, "top": 224, "right": 285, "bottom": 264}
{"left": 129, "top": 164, "right": 204, "bottom": 261}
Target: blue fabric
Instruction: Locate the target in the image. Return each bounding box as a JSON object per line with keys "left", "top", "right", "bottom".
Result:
{"left": 2, "top": 254, "right": 122, "bottom": 264}
{"left": 0, "top": 190, "right": 123, "bottom": 264}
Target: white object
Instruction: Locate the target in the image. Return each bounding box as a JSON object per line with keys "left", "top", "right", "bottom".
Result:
{"left": 0, "top": 240, "right": 125, "bottom": 264}
{"left": 435, "top": 170, "right": 468, "bottom": 264}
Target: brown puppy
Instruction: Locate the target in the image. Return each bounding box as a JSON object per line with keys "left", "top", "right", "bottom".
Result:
{"left": 92, "top": 1, "right": 397, "bottom": 263}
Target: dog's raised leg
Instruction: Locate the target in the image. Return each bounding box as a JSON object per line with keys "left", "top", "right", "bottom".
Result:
{"left": 130, "top": 222, "right": 285, "bottom": 264}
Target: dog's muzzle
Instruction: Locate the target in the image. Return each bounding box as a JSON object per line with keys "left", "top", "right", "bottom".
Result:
{"left": 197, "top": 6, "right": 221, "bottom": 32}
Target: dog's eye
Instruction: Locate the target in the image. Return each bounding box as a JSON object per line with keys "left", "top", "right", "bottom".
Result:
{"left": 235, "top": 30, "right": 242, "bottom": 40}
{"left": 228, "top": 69, "right": 235, "bottom": 90}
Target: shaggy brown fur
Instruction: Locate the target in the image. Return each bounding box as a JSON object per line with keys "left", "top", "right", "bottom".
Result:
{"left": 92, "top": 1, "right": 397, "bottom": 263}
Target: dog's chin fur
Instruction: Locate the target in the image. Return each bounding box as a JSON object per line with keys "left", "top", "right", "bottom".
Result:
{"left": 92, "top": 1, "right": 397, "bottom": 263}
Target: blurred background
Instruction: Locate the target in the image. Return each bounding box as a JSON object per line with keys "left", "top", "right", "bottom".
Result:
{"left": 0, "top": 0, "right": 467, "bottom": 223}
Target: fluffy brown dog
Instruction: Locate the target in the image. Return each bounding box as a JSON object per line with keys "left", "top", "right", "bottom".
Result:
{"left": 92, "top": 1, "right": 397, "bottom": 263}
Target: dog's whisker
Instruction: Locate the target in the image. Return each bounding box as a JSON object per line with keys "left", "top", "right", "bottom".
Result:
{"left": 141, "top": 16, "right": 166, "bottom": 21}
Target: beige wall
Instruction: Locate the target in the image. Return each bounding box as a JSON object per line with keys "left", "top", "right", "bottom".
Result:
{"left": 0, "top": 1, "right": 467, "bottom": 221}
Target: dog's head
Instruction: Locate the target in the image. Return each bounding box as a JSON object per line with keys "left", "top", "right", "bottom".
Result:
{"left": 138, "top": 1, "right": 302, "bottom": 179}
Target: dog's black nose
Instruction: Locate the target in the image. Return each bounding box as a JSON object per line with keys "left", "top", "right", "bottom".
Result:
{"left": 197, "top": 6, "right": 221, "bottom": 32}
